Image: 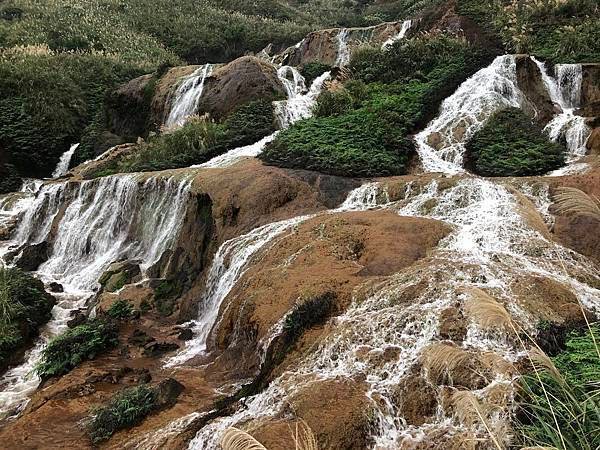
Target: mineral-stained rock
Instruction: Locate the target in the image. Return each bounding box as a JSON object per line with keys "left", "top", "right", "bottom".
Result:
{"left": 582, "top": 64, "right": 600, "bottom": 107}
{"left": 515, "top": 55, "right": 557, "bottom": 124}
{"left": 98, "top": 260, "right": 142, "bottom": 293}
{"left": 12, "top": 241, "right": 50, "bottom": 271}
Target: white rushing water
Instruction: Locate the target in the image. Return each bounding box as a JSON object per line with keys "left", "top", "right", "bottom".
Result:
{"left": 532, "top": 58, "right": 591, "bottom": 166}
{"left": 382, "top": 20, "right": 412, "bottom": 49}
{"left": 165, "top": 181, "right": 385, "bottom": 368}
{"left": 335, "top": 28, "right": 351, "bottom": 67}
{"left": 166, "top": 64, "right": 213, "bottom": 128}
{"left": 415, "top": 55, "right": 524, "bottom": 174}
{"left": 0, "top": 174, "right": 193, "bottom": 417}
{"left": 51, "top": 143, "right": 79, "bottom": 178}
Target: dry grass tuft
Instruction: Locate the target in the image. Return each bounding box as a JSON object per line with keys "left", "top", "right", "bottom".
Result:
{"left": 289, "top": 419, "right": 318, "bottom": 450}
{"left": 553, "top": 187, "right": 600, "bottom": 220}
{"left": 528, "top": 347, "right": 564, "bottom": 385}
{"left": 463, "top": 288, "right": 514, "bottom": 331}
{"left": 221, "top": 427, "right": 268, "bottom": 450}
{"left": 452, "top": 391, "right": 503, "bottom": 450}
{"left": 422, "top": 344, "right": 478, "bottom": 385}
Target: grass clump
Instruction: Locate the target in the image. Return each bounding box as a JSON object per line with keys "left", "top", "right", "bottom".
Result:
{"left": 0, "top": 267, "right": 55, "bottom": 370}
{"left": 88, "top": 384, "right": 158, "bottom": 444}
{"left": 106, "top": 300, "right": 133, "bottom": 320}
{"left": 35, "top": 319, "right": 118, "bottom": 378}
{"left": 283, "top": 292, "right": 335, "bottom": 347}
{"left": 465, "top": 108, "right": 565, "bottom": 177}
{"left": 516, "top": 325, "right": 600, "bottom": 450}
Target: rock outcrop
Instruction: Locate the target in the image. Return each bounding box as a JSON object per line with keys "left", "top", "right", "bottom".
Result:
{"left": 515, "top": 55, "right": 557, "bottom": 124}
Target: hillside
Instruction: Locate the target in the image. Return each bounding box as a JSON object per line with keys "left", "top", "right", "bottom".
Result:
{"left": 0, "top": 0, "right": 600, "bottom": 449}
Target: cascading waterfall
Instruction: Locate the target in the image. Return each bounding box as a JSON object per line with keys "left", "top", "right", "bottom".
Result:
{"left": 415, "top": 55, "right": 524, "bottom": 174}
{"left": 532, "top": 58, "right": 591, "bottom": 165}
{"left": 382, "top": 20, "right": 412, "bottom": 49}
{"left": 192, "top": 70, "right": 331, "bottom": 169}
{"left": 277, "top": 65, "right": 306, "bottom": 99}
{"left": 166, "top": 64, "right": 213, "bottom": 128}
{"left": 51, "top": 143, "right": 80, "bottom": 178}
{"left": 0, "top": 174, "right": 193, "bottom": 418}
{"left": 165, "top": 181, "right": 386, "bottom": 368}
{"left": 335, "top": 28, "right": 351, "bottom": 67}
{"left": 187, "top": 177, "right": 600, "bottom": 449}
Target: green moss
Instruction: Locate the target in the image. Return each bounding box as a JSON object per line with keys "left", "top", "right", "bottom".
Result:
{"left": 35, "top": 319, "right": 118, "bottom": 378}
{"left": 465, "top": 108, "right": 565, "bottom": 177}
{"left": 88, "top": 384, "right": 158, "bottom": 444}
{"left": 0, "top": 267, "right": 55, "bottom": 369}
{"left": 282, "top": 292, "right": 335, "bottom": 347}
{"left": 153, "top": 280, "right": 184, "bottom": 317}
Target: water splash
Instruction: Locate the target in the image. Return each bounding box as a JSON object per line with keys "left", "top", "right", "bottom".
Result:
{"left": 191, "top": 132, "right": 280, "bottom": 169}
{"left": 277, "top": 65, "right": 306, "bottom": 99}
{"left": 166, "top": 64, "right": 213, "bottom": 128}
{"left": 335, "top": 29, "right": 350, "bottom": 67}
{"left": 415, "top": 55, "right": 523, "bottom": 174}
{"left": 382, "top": 20, "right": 412, "bottom": 49}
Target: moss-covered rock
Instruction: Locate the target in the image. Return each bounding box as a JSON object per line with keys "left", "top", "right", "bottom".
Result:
{"left": 465, "top": 108, "right": 566, "bottom": 177}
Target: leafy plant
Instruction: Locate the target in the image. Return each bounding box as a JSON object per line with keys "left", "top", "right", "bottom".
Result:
{"left": 88, "top": 384, "right": 158, "bottom": 443}
{"left": 465, "top": 108, "right": 565, "bottom": 177}
{"left": 0, "top": 267, "right": 55, "bottom": 369}
{"left": 106, "top": 300, "right": 133, "bottom": 320}
{"left": 35, "top": 319, "right": 118, "bottom": 378}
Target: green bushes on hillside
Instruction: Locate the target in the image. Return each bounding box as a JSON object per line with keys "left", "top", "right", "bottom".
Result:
{"left": 35, "top": 319, "right": 118, "bottom": 378}
{"left": 0, "top": 267, "right": 55, "bottom": 370}
{"left": 465, "top": 108, "right": 565, "bottom": 177}
{"left": 260, "top": 35, "right": 495, "bottom": 178}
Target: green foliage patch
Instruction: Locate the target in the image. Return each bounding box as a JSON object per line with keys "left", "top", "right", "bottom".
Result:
{"left": 0, "top": 267, "right": 55, "bottom": 369}
{"left": 36, "top": 319, "right": 118, "bottom": 378}
{"left": 106, "top": 300, "right": 134, "bottom": 320}
{"left": 88, "top": 384, "right": 158, "bottom": 443}
{"left": 465, "top": 108, "right": 565, "bottom": 177}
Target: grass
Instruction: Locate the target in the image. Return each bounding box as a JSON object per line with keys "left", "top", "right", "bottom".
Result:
{"left": 465, "top": 108, "right": 566, "bottom": 177}
{"left": 0, "top": 267, "right": 55, "bottom": 369}
{"left": 88, "top": 384, "right": 158, "bottom": 443}
{"left": 35, "top": 319, "right": 118, "bottom": 378}
{"left": 553, "top": 187, "right": 600, "bottom": 220}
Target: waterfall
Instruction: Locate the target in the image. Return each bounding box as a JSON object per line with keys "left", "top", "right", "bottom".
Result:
{"left": 164, "top": 181, "right": 386, "bottom": 367}
{"left": 415, "top": 55, "right": 523, "bottom": 174}
{"left": 335, "top": 29, "right": 351, "bottom": 67}
{"left": 166, "top": 64, "right": 213, "bottom": 128}
{"left": 51, "top": 143, "right": 79, "bottom": 178}
{"left": 187, "top": 176, "right": 600, "bottom": 449}
{"left": 532, "top": 58, "right": 591, "bottom": 165}
{"left": 273, "top": 71, "right": 331, "bottom": 129}
{"left": 382, "top": 20, "right": 412, "bottom": 49}
{"left": 0, "top": 174, "right": 193, "bottom": 418}
{"left": 277, "top": 65, "right": 307, "bottom": 98}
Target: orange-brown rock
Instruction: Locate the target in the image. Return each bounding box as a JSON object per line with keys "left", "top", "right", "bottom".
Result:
{"left": 515, "top": 54, "right": 557, "bottom": 124}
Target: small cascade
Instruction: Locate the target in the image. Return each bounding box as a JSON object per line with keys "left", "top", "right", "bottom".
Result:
{"left": 382, "top": 20, "right": 412, "bottom": 49}
{"left": 0, "top": 174, "right": 193, "bottom": 417}
{"left": 335, "top": 28, "right": 351, "bottom": 67}
{"left": 415, "top": 55, "right": 523, "bottom": 174}
{"left": 277, "top": 65, "right": 306, "bottom": 98}
{"left": 165, "top": 182, "right": 386, "bottom": 367}
{"left": 51, "top": 143, "right": 80, "bottom": 178}
{"left": 165, "top": 64, "right": 213, "bottom": 128}
{"left": 187, "top": 176, "right": 600, "bottom": 449}
{"left": 273, "top": 71, "right": 331, "bottom": 129}
{"left": 191, "top": 132, "right": 280, "bottom": 169}
{"left": 532, "top": 58, "right": 591, "bottom": 165}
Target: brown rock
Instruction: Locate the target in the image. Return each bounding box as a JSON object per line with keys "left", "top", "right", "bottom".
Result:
{"left": 587, "top": 127, "right": 600, "bottom": 155}
{"left": 515, "top": 55, "right": 557, "bottom": 124}
{"left": 439, "top": 306, "right": 467, "bottom": 342}
{"left": 392, "top": 373, "right": 438, "bottom": 426}
{"left": 582, "top": 63, "right": 600, "bottom": 106}
{"left": 106, "top": 74, "right": 155, "bottom": 139}
{"left": 195, "top": 56, "right": 286, "bottom": 120}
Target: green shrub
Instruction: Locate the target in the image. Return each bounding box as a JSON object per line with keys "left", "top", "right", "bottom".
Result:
{"left": 300, "top": 62, "right": 331, "bottom": 86}
{"left": 517, "top": 325, "right": 600, "bottom": 449}
{"left": 106, "top": 300, "right": 133, "bottom": 320}
{"left": 283, "top": 292, "right": 335, "bottom": 347}
{"left": 35, "top": 319, "right": 118, "bottom": 378}
{"left": 0, "top": 267, "right": 55, "bottom": 369}
{"left": 0, "top": 163, "right": 22, "bottom": 194}
{"left": 314, "top": 88, "right": 355, "bottom": 117}
{"left": 220, "top": 99, "right": 277, "bottom": 150}
{"left": 88, "top": 384, "right": 158, "bottom": 443}
{"left": 465, "top": 108, "right": 565, "bottom": 177}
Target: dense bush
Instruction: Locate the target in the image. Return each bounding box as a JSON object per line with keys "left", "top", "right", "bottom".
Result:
{"left": 0, "top": 163, "right": 22, "bottom": 194}
{"left": 106, "top": 300, "right": 133, "bottom": 320}
{"left": 465, "top": 108, "right": 565, "bottom": 177}
{"left": 300, "top": 62, "right": 332, "bottom": 86}
{"left": 35, "top": 319, "right": 118, "bottom": 378}
{"left": 88, "top": 384, "right": 158, "bottom": 443}
{"left": 517, "top": 325, "right": 600, "bottom": 449}
{"left": 0, "top": 267, "right": 55, "bottom": 370}
{"left": 261, "top": 35, "right": 493, "bottom": 178}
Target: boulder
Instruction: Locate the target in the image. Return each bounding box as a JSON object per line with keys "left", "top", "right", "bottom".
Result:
{"left": 587, "top": 127, "right": 600, "bottom": 155}
{"left": 106, "top": 74, "right": 155, "bottom": 139}
{"left": 515, "top": 55, "right": 557, "bottom": 124}
{"left": 98, "top": 260, "right": 142, "bottom": 293}
{"left": 582, "top": 64, "right": 600, "bottom": 107}
{"left": 195, "top": 56, "right": 286, "bottom": 120}
{"left": 154, "top": 378, "right": 185, "bottom": 409}
{"left": 13, "top": 242, "right": 50, "bottom": 271}
{"left": 70, "top": 143, "right": 137, "bottom": 180}
{"left": 48, "top": 282, "right": 64, "bottom": 293}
